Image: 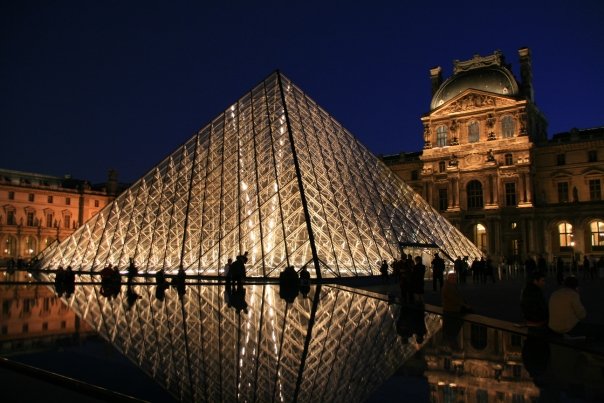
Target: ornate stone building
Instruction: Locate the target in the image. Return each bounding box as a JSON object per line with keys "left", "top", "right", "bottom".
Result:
{"left": 0, "top": 169, "right": 119, "bottom": 264}
{"left": 383, "top": 48, "right": 604, "bottom": 266}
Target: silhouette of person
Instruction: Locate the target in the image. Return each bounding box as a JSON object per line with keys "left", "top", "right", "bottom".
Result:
{"left": 100, "top": 264, "right": 114, "bottom": 298}
{"left": 379, "top": 260, "right": 389, "bottom": 283}
{"left": 520, "top": 271, "right": 548, "bottom": 330}
{"left": 299, "top": 265, "right": 311, "bottom": 298}
{"left": 127, "top": 258, "right": 137, "bottom": 286}
{"left": 110, "top": 265, "right": 122, "bottom": 299}
{"left": 224, "top": 257, "right": 233, "bottom": 286}
{"left": 155, "top": 269, "right": 169, "bottom": 301}
{"left": 54, "top": 266, "right": 65, "bottom": 297}
{"left": 172, "top": 267, "right": 186, "bottom": 299}
{"left": 410, "top": 301, "right": 427, "bottom": 344}
{"left": 64, "top": 266, "right": 76, "bottom": 297}
{"left": 230, "top": 254, "right": 246, "bottom": 288}
{"left": 230, "top": 285, "right": 248, "bottom": 314}
{"left": 431, "top": 253, "right": 445, "bottom": 291}
{"left": 126, "top": 285, "right": 141, "bottom": 310}
{"left": 411, "top": 256, "right": 425, "bottom": 302}
{"left": 279, "top": 266, "right": 299, "bottom": 303}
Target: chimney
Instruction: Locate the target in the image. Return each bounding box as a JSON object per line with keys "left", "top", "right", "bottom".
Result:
{"left": 430, "top": 66, "right": 443, "bottom": 96}
{"left": 107, "top": 169, "right": 118, "bottom": 196}
{"left": 518, "top": 47, "right": 534, "bottom": 102}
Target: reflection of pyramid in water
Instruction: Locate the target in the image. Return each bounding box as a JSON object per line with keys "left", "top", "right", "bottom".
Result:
{"left": 40, "top": 71, "right": 480, "bottom": 277}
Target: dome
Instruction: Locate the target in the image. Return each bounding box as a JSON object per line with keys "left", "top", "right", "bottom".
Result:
{"left": 430, "top": 66, "right": 519, "bottom": 110}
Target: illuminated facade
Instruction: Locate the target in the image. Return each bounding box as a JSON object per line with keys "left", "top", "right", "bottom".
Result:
{"left": 0, "top": 169, "right": 116, "bottom": 263}
{"left": 39, "top": 72, "right": 481, "bottom": 278}
{"left": 383, "top": 48, "right": 604, "bottom": 265}
{"left": 0, "top": 270, "right": 93, "bottom": 352}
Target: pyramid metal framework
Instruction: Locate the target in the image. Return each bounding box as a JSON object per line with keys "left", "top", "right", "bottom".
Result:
{"left": 50, "top": 282, "right": 442, "bottom": 402}
{"left": 40, "top": 71, "right": 481, "bottom": 277}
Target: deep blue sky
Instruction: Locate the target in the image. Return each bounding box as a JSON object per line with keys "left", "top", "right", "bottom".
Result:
{"left": 2, "top": 1, "right": 603, "bottom": 184}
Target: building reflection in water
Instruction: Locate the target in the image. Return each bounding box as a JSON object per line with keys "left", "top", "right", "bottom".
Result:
{"left": 3, "top": 272, "right": 604, "bottom": 402}
{"left": 0, "top": 270, "right": 93, "bottom": 354}
{"left": 421, "top": 318, "right": 604, "bottom": 402}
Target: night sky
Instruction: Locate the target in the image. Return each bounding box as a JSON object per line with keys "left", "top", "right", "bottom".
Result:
{"left": 2, "top": 1, "right": 603, "bottom": 184}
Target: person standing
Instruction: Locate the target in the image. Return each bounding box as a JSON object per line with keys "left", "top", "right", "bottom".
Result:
{"left": 412, "top": 256, "right": 426, "bottom": 302}
{"left": 520, "top": 271, "right": 548, "bottom": 329}
{"left": 431, "top": 253, "right": 445, "bottom": 291}
{"left": 379, "top": 260, "right": 389, "bottom": 283}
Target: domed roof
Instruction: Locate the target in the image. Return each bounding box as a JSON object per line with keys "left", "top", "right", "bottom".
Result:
{"left": 430, "top": 66, "right": 519, "bottom": 110}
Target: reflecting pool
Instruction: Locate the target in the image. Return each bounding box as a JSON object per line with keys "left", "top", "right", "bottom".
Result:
{"left": 1, "top": 271, "right": 603, "bottom": 402}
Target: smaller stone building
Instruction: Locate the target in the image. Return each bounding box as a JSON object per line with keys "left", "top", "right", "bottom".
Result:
{"left": 0, "top": 168, "right": 119, "bottom": 263}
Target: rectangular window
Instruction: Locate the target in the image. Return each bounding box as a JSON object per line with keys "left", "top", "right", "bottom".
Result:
{"left": 61, "top": 320, "right": 66, "bottom": 329}
{"left": 94, "top": 200, "right": 100, "bottom": 207}
{"left": 46, "top": 213, "right": 53, "bottom": 228}
{"left": 438, "top": 188, "right": 448, "bottom": 211}
{"left": 556, "top": 154, "right": 566, "bottom": 166}
{"left": 504, "top": 153, "right": 513, "bottom": 165}
{"left": 1, "top": 325, "right": 7, "bottom": 335}
{"left": 64, "top": 215, "right": 71, "bottom": 229}
{"left": 65, "top": 197, "right": 71, "bottom": 205}
{"left": 589, "top": 179, "right": 601, "bottom": 201}
{"left": 7, "top": 211, "right": 16, "bottom": 225}
{"left": 505, "top": 183, "right": 517, "bottom": 206}
{"left": 558, "top": 182, "right": 569, "bottom": 203}
{"left": 42, "top": 322, "right": 48, "bottom": 331}
{"left": 26, "top": 212, "right": 35, "bottom": 226}
{"left": 8, "top": 191, "right": 14, "bottom": 200}
{"left": 438, "top": 161, "right": 446, "bottom": 173}
{"left": 588, "top": 150, "right": 597, "bottom": 162}
{"left": 22, "top": 324, "right": 28, "bottom": 334}
{"left": 28, "top": 193, "right": 34, "bottom": 202}
{"left": 2, "top": 300, "right": 11, "bottom": 316}
{"left": 48, "top": 195, "right": 53, "bottom": 203}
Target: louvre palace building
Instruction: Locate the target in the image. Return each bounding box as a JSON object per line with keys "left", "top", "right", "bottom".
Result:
{"left": 383, "top": 48, "right": 604, "bottom": 267}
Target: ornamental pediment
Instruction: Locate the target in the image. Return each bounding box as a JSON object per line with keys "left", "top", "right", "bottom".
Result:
{"left": 431, "top": 90, "right": 517, "bottom": 117}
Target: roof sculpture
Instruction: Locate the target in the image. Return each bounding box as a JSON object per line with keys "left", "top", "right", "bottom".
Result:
{"left": 40, "top": 71, "right": 481, "bottom": 278}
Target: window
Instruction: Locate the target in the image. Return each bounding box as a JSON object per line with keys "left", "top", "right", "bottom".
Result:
{"left": 28, "top": 193, "right": 34, "bottom": 202}
{"left": 501, "top": 115, "right": 515, "bottom": 138}
{"left": 22, "top": 324, "right": 29, "bottom": 334}
{"left": 26, "top": 212, "right": 35, "bottom": 226}
{"left": 64, "top": 214, "right": 71, "bottom": 229}
{"left": 467, "top": 180, "right": 483, "bottom": 209}
{"left": 42, "top": 322, "right": 48, "bottom": 331}
{"left": 505, "top": 182, "right": 517, "bottom": 206}
{"left": 588, "top": 150, "right": 597, "bottom": 162}
{"left": 8, "top": 191, "right": 14, "bottom": 200}
{"left": 558, "top": 222, "right": 573, "bottom": 247}
{"left": 61, "top": 321, "right": 66, "bottom": 329}
{"left": 436, "top": 125, "right": 448, "bottom": 147}
{"left": 470, "top": 323, "right": 488, "bottom": 350}
{"left": 4, "top": 236, "right": 17, "bottom": 256}
{"left": 65, "top": 197, "right": 71, "bottom": 205}
{"left": 589, "top": 179, "right": 601, "bottom": 201}
{"left": 468, "top": 121, "right": 479, "bottom": 143}
{"left": 1, "top": 325, "right": 7, "bottom": 335}
{"left": 504, "top": 153, "right": 513, "bottom": 165}
{"left": 438, "top": 188, "right": 448, "bottom": 211}
{"left": 438, "top": 161, "right": 446, "bottom": 173}
{"left": 2, "top": 300, "right": 11, "bottom": 316}
{"left": 590, "top": 220, "right": 604, "bottom": 249}
{"left": 94, "top": 200, "right": 100, "bottom": 208}
{"left": 411, "top": 170, "right": 419, "bottom": 181}
{"left": 474, "top": 223, "right": 487, "bottom": 251}
{"left": 557, "top": 182, "right": 569, "bottom": 203}
{"left": 46, "top": 213, "right": 53, "bottom": 228}
{"left": 556, "top": 153, "right": 566, "bottom": 166}
{"left": 7, "top": 210, "right": 16, "bottom": 225}
{"left": 48, "top": 195, "right": 53, "bottom": 203}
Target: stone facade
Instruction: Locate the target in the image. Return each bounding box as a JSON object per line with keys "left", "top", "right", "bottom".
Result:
{"left": 383, "top": 48, "right": 604, "bottom": 267}
{"left": 0, "top": 169, "right": 118, "bottom": 263}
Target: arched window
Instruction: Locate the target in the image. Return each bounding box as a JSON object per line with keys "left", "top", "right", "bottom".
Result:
{"left": 467, "top": 180, "right": 483, "bottom": 209}
{"left": 501, "top": 115, "right": 515, "bottom": 138}
{"left": 436, "top": 125, "right": 448, "bottom": 147}
{"left": 558, "top": 222, "right": 573, "bottom": 247}
{"left": 3, "top": 236, "right": 17, "bottom": 257}
{"left": 24, "top": 236, "right": 37, "bottom": 257}
{"left": 590, "top": 220, "right": 604, "bottom": 249}
{"left": 468, "top": 121, "right": 479, "bottom": 143}
{"left": 474, "top": 223, "right": 487, "bottom": 251}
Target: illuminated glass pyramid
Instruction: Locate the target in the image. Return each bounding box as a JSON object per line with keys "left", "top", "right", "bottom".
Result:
{"left": 40, "top": 71, "right": 480, "bottom": 277}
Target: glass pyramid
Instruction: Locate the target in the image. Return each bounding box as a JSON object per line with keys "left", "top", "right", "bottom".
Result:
{"left": 39, "top": 71, "right": 481, "bottom": 278}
